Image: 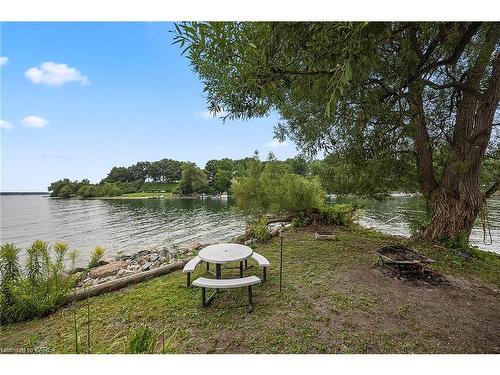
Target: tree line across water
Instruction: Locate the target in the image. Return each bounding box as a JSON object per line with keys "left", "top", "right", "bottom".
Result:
{"left": 47, "top": 149, "right": 431, "bottom": 199}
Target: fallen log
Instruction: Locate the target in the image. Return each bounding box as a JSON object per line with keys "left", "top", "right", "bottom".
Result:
{"left": 266, "top": 214, "right": 296, "bottom": 224}
{"left": 66, "top": 259, "right": 188, "bottom": 303}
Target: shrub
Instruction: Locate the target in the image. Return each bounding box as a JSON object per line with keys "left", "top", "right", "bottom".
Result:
{"left": 231, "top": 159, "right": 326, "bottom": 215}
{"left": 128, "top": 324, "right": 157, "bottom": 353}
{"left": 318, "top": 204, "right": 358, "bottom": 226}
{"left": 0, "top": 241, "right": 79, "bottom": 324}
{"left": 78, "top": 185, "right": 99, "bottom": 198}
{"left": 88, "top": 246, "right": 105, "bottom": 269}
{"left": 249, "top": 217, "right": 271, "bottom": 242}
{"left": 98, "top": 183, "right": 123, "bottom": 197}
{"left": 291, "top": 213, "right": 310, "bottom": 228}
{"left": 0, "top": 243, "right": 21, "bottom": 285}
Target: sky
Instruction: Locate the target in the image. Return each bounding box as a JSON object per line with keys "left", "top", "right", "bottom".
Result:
{"left": 0, "top": 22, "right": 297, "bottom": 192}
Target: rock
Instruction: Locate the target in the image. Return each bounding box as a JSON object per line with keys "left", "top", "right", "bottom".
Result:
{"left": 98, "top": 258, "right": 112, "bottom": 266}
{"left": 315, "top": 232, "right": 337, "bottom": 241}
{"left": 89, "top": 260, "right": 127, "bottom": 279}
{"left": 70, "top": 266, "right": 86, "bottom": 274}
{"left": 188, "top": 242, "right": 203, "bottom": 252}
{"left": 138, "top": 257, "right": 147, "bottom": 266}
{"left": 138, "top": 250, "right": 149, "bottom": 256}
{"left": 244, "top": 239, "right": 256, "bottom": 246}
{"left": 268, "top": 222, "right": 286, "bottom": 231}
{"left": 270, "top": 228, "right": 281, "bottom": 237}
{"left": 159, "top": 248, "right": 170, "bottom": 258}
{"left": 149, "top": 253, "right": 159, "bottom": 263}
{"left": 141, "top": 261, "right": 152, "bottom": 271}
{"left": 128, "top": 264, "right": 140, "bottom": 271}
{"left": 150, "top": 260, "right": 161, "bottom": 270}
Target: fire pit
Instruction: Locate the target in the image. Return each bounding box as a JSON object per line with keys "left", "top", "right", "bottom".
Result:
{"left": 375, "top": 245, "right": 434, "bottom": 276}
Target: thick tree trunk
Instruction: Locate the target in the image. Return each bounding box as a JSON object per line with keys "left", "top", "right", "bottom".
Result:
{"left": 419, "top": 182, "right": 484, "bottom": 241}
{"left": 408, "top": 29, "right": 500, "bottom": 242}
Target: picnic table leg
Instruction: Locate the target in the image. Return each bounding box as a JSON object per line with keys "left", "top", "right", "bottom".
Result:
{"left": 247, "top": 285, "right": 253, "bottom": 313}
{"left": 239, "top": 261, "right": 243, "bottom": 278}
{"left": 206, "top": 262, "right": 209, "bottom": 271}
{"left": 216, "top": 264, "right": 221, "bottom": 279}
{"left": 201, "top": 287, "right": 206, "bottom": 307}
{"left": 216, "top": 263, "right": 221, "bottom": 293}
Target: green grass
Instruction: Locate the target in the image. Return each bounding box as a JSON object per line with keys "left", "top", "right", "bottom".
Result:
{"left": 122, "top": 192, "right": 174, "bottom": 198}
{"left": 140, "top": 182, "right": 178, "bottom": 193}
{"left": 0, "top": 225, "right": 498, "bottom": 354}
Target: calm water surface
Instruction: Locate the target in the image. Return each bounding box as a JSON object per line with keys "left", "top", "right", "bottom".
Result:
{"left": 337, "top": 195, "right": 500, "bottom": 254}
{"left": 0, "top": 195, "right": 247, "bottom": 266}
{"left": 1, "top": 195, "right": 499, "bottom": 267}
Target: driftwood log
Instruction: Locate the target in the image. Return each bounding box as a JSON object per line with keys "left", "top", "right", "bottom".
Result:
{"left": 266, "top": 214, "right": 296, "bottom": 224}
{"left": 66, "top": 259, "right": 188, "bottom": 303}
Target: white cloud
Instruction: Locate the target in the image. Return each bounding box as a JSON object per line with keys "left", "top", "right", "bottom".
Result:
{"left": 21, "top": 116, "right": 49, "bottom": 128}
{"left": 0, "top": 120, "right": 13, "bottom": 129}
{"left": 25, "top": 62, "right": 89, "bottom": 87}
{"left": 0, "top": 56, "right": 8, "bottom": 66}
{"left": 268, "top": 139, "right": 288, "bottom": 148}
{"left": 196, "top": 109, "right": 228, "bottom": 119}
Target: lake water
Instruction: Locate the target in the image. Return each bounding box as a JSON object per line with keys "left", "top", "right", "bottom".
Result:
{"left": 337, "top": 195, "right": 500, "bottom": 254}
{"left": 0, "top": 195, "right": 247, "bottom": 266}
{"left": 1, "top": 195, "right": 499, "bottom": 266}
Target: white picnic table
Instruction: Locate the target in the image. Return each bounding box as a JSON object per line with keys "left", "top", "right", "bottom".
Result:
{"left": 198, "top": 243, "right": 253, "bottom": 279}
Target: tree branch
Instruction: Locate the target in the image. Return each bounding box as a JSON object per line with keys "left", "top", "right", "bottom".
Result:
{"left": 484, "top": 180, "right": 499, "bottom": 198}
{"left": 421, "top": 79, "right": 483, "bottom": 100}
{"left": 420, "top": 22, "right": 482, "bottom": 74}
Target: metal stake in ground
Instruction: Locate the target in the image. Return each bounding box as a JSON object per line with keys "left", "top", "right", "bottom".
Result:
{"left": 279, "top": 233, "right": 284, "bottom": 295}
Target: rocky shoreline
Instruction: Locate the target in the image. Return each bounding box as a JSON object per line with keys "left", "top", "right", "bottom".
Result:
{"left": 76, "top": 220, "right": 292, "bottom": 289}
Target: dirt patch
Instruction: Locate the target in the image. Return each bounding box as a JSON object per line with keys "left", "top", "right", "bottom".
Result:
{"left": 376, "top": 263, "right": 447, "bottom": 286}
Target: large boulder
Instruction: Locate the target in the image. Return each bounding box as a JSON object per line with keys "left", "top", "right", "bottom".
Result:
{"left": 89, "top": 260, "right": 127, "bottom": 279}
{"left": 188, "top": 242, "right": 204, "bottom": 252}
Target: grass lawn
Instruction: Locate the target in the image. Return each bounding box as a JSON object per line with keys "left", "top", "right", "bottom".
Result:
{"left": 0, "top": 225, "right": 498, "bottom": 354}
{"left": 121, "top": 192, "right": 174, "bottom": 198}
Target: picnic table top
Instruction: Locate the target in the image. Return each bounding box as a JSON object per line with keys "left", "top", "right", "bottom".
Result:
{"left": 198, "top": 243, "right": 253, "bottom": 264}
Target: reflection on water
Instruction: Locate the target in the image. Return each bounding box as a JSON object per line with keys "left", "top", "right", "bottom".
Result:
{"left": 336, "top": 195, "right": 500, "bottom": 254}
{"left": 0, "top": 195, "right": 247, "bottom": 265}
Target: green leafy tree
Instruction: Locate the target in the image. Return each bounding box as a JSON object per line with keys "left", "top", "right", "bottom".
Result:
{"left": 179, "top": 163, "right": 208, "bottom": 194}
{"left": 231, "top": 158, "right": 325, "bottom": 215}
{"left": 58, "top": 185, "right": 73, "bottom": 198}
{"left": 285, "top": 156, "right": 310, "bottom": 176}
{"left": 98, "top": 183, "right": 123, "bottom": 197}
{"left": 174, "top": 22, "right": 500, "bottom": 242}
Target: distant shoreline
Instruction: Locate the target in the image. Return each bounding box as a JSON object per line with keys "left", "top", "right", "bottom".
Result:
{"left": 0, "top": 192, "right": 48, "bottom": 195}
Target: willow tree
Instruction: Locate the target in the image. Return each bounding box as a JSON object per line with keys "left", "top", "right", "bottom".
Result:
{"left": 174, "top": 22, "right": 500, "bottom": 242}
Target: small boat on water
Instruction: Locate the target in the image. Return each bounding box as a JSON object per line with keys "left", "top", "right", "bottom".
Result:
{"left": 211, "top": 192, "right": 229, "bottom": 200}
